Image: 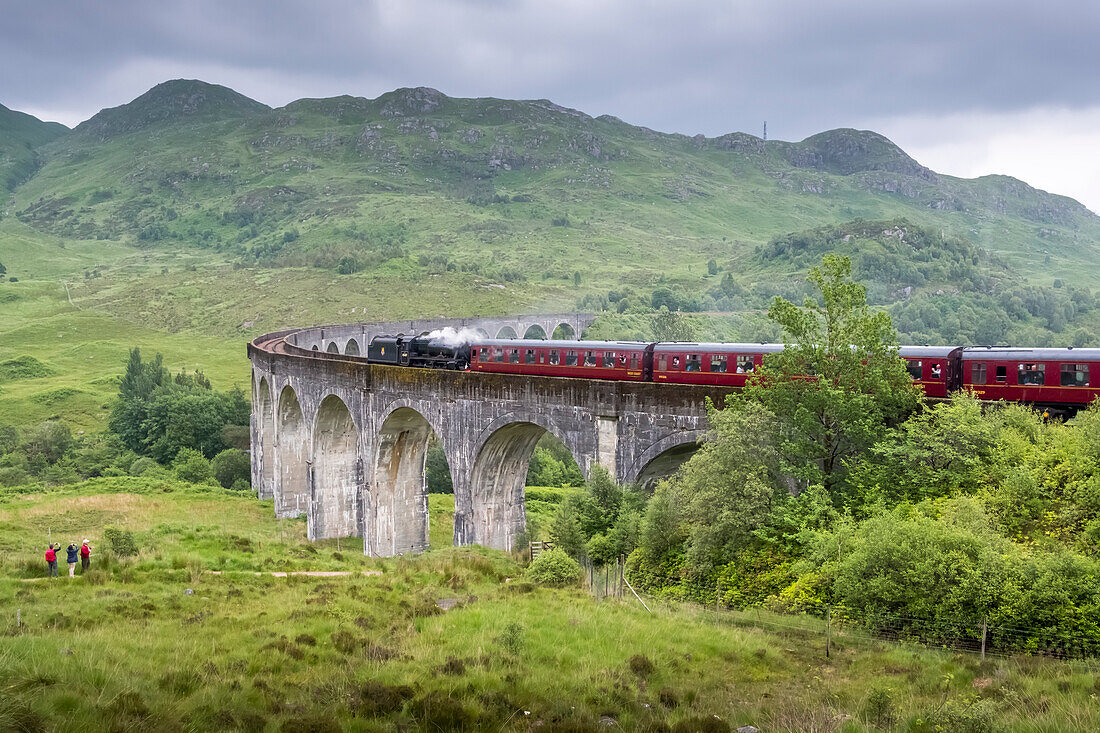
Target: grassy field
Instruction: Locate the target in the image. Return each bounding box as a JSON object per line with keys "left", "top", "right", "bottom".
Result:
{"left": 1, "top": 479, "right": 1098, "bottom": 732}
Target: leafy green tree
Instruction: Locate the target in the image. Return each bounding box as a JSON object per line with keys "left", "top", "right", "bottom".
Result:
{"left": 848, "top": 394, "right": 998, "bottom": 507}
{"left": 638, "top": 481, "right": 684, "bottom": 563}
{"left": 425, "top": 442, "right": 453, "bottom": 493}
{"left": 650, "top": 306, "right": 698, "bottom": 342}
{"left": 742, "top": 254, "right": 920, "bottom": 498}
{"left": 549, "top": 499, "right": 587, "bottom": 558}
{"left": 585, "top": 533, "right": 618, "bottom": 567}
{"left": 672, "top": 406, "right": 783, "bottom": 572}
{"left": 118, "top": 348, "right": 168, "bottom": 402}
{"left": 707, "top": 258, "right": 718, "bottom": 275}
{"left": 0, "top": 424, "right": 17, "bottom": 455}
{"left": 21, "top": 421, "right": 73, "bottom": 465}
{"left": 212, "top": 448, "right": 251, "bottom": 489}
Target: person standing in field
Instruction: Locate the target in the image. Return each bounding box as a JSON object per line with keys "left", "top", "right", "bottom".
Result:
{"left": 45, "top": 544, "right": 58, "bottom": 578}
{"left": 80, "top": 539, "right": 91, "bottom": 572}
{"left": 66, "top": 543, "right": 79, "bottom": 578}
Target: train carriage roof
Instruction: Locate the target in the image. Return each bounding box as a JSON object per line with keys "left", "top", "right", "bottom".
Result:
{"left": 470, "top": 339, "right": 651, "bottom": 350}
{"left": 898, "top": 346, "right": 961, "bottom": 358}
{"left": 651, "top": 342, "right": 786, "bottom": 353}
{"left": 961, "top": 347, "right": 1100, "bottom": 361}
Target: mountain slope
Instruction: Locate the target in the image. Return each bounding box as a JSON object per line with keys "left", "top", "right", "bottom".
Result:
{"left": 10, "top": 83, "right": 1097, "bottom": 290}
{"left": 0, "top": 103, "right": 67, "bottom": 191}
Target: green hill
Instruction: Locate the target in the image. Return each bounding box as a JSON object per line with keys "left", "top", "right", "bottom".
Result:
{"left": 0, "top": 103, "right": 67, "bottom": 191}
{"left": 8, "top": 81, "right": 1099, "bottom": 291}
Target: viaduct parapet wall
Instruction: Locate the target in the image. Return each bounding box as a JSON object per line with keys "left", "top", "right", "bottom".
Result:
{"left": 248, "top": 314, "right": 732, "bottom": 556}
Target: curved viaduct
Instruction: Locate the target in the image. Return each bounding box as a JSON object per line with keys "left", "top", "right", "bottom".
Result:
{"left": 248, "top": 314, "right": 736, "bottom": 556}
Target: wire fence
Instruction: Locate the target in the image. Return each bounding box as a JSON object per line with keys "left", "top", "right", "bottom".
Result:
{"left": 605, "top": 575, "right": 1100, "bottom": 668}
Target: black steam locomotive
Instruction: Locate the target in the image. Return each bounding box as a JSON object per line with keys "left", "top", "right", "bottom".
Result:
{"left": 367, "top": 334, "right": 471, "bottom": 370}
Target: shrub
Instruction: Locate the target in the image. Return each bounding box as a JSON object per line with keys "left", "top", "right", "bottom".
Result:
{"left": 129, "top": 457, "right": 157, "bottom": 476}
{"left": 211, "top": 448, "right": 250, "bottom": 489}
{"left": 103, "top": 526, "right": 138, "bottom": 558}
{"left": 173, "top": 448, "right": 213, "bottom": 484}
{"left": 525, "top": 548, "right": 582, "bottom": 587}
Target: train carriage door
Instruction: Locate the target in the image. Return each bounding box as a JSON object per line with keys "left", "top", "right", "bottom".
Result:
{"left": 629, "top": 352, "right": 640, "bottom": 371}
{"left": 995, "top": 365, "right": 1007, "bottom": 384}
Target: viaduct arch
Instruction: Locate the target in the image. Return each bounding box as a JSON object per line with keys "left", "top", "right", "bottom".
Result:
{"left": 249, "top": 314, "right": 733, "bottom": 555}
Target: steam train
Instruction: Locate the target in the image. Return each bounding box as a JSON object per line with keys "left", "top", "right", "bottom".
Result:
{"left": 363, "top": 334, "right": 1100, "bottom": 410}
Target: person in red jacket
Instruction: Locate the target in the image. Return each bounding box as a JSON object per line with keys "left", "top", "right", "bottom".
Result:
{"left": 45, "top": 544, "right": 57, "bottom": 578}
{"left": 80, "top": 539, "right": 91, "bottom": 572}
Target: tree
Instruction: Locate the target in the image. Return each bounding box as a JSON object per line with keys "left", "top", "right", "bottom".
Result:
{"left": 741, "top": 255, "right": 921, "bottom": 498}
{"left": 212, "top": 448, "right": 251, "bottom": 489}
{"left": 707, "top": 259, "right": 719, "bottom": 276}
{"left": 425, "top": 442, "right": 453, "bottom": 493}
{"left": 549, "top": 499, "right": 587, "bottom": 558}
{"left": 0, "top": 261, "right": 6, "bottom": 277}
{"left": 650, "top": 306, "right": 698, "bottom": 342}
{"left": 21, "top": 421, "right": 73, "bottom": 465}
{"left": 0, "top": 424, "right": 17, "bottom": 455}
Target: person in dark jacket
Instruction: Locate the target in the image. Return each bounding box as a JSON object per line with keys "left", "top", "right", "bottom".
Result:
{"left": 45, "top": 544, "right": 58, "bottom": 578}
{"left": 80, "top": 539, "right": 91, "bottom": 572}
{"left": 66, "top": 543, "right": 79, "bottom": 578}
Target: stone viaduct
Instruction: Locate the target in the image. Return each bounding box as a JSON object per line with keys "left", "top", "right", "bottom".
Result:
{"left": 248, "top": 314, "right": 737, "bottom": 556}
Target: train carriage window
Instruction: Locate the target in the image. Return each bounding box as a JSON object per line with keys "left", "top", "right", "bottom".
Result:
{"left": 671, "top": 356, "right": 681, "bottom": 370}
{"left": 566, "top": 350, "right": 578, "bottom": 366}
{"left": 1018, "top": 363, "right": 1045, "bottom": 386}
{"left": 972, "top": 363, "right": 987, "bottom": 384}
{"left": 584, "top": 351, "right": 597, "bottom": 367}
{"left": 470, "top": 348, "right": 478, "bottom": 361}
{"left": 931, "top": 363, "right": 942, "bottom": 380}
{"left": 493, "top": 347, "right": 504, "bottom": 363}
{"left": 907, "top": 359, "right": 923, "bottom": 380}
{"left": 657, "top": 354, "right": 668, "bottom": 371}
{"left": 996, "top": 365, "right": 1007, "bottom": 383}
{"left": 685, "top": 354, "right": 701, "bottom": 372}
{"left": 629, "top": 353, "right": 639, "bottom": 370}
{"left": 737, "top": 356, "right": 755, "bottom": 374}
{"left": 709, "top": 354, "right": 728, "bottom": 373}
{"left": 603, "top": 351, "right": 615, "bottom": 368}
{"left": 549, "top": 350, "right": 560, "bottom": 365}
{"left": 1061, "top": 363, "right": 1089, "bottom": 386}
{"left": 524, "top": 349, "right": 536, "bottom": 365}
{"left": 510, "top": 349, "right": 520, "bottom": 364}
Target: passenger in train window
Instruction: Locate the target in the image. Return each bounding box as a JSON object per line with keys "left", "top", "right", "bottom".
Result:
{"left": 737, "top": 356, "right": 754, "bottom": 373}
{"left": 710, "top": 355, "right": 727, "bottom": 373}
{"left": 931, "top": 363, "right": 942, "bottom": 379}
{"left": 549, "top": 350, "right": 560, "bottom": 365}
{"left": 585, "top": 351, "right": 597, "bottom": 367}
{"left": 685, "top": 355, "right": 701, "bottom": 372}
{"left": 672, "top": 356, "right": 680, "bottom": 369}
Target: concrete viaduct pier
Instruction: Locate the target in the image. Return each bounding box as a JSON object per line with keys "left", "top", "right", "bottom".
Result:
{"left": 248, "top": 314, "right": 736, "bottom": 556}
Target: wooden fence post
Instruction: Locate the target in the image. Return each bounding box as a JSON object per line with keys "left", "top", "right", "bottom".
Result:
{"left": 981, "top": 617, "right": 988, "bottom": 661}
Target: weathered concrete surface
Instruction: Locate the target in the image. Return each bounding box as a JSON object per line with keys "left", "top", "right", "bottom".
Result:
{"left": 249, "top": 318, "right": 732, "bottom": 556}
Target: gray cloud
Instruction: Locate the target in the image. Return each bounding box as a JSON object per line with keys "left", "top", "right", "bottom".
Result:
{"left": 2, "top": 0, "right": 1096, "bottom": 137}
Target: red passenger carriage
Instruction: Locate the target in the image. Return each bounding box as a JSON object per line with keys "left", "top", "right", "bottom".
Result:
{"left": 651, "top": 343, "right": 785, "bottom": 387}
{"left": 960, "top": 347, "right": 1100, "bottom": 408}
{"left": 469, "top": 339, "right": 651, "bottom": 380}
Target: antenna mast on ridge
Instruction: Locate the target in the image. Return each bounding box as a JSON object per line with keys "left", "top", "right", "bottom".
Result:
{"left": 763, "top": 121, "right": 767, "bottom": 141}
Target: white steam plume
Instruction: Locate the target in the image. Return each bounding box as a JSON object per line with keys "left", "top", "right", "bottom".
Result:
{"left": 425, "top": 326, "right": 484, "bottom": 348}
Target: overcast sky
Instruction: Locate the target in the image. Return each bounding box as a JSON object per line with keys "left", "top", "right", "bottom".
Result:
{"left": 3, "top": 0, "right": 1098, "bottom": 212}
